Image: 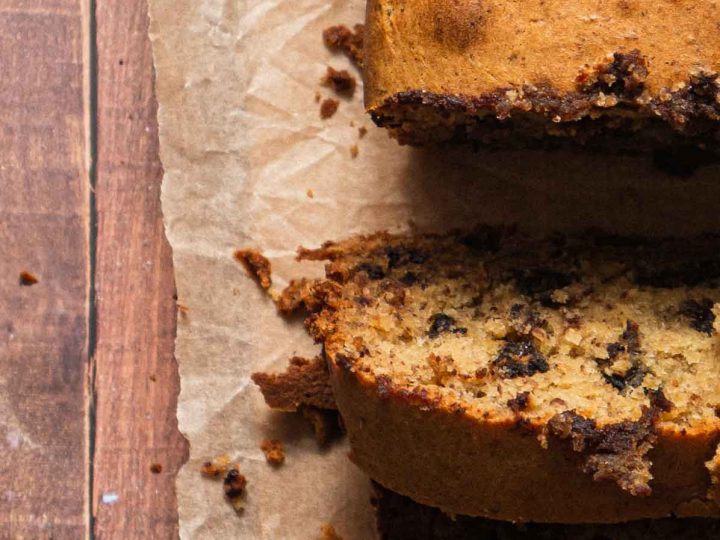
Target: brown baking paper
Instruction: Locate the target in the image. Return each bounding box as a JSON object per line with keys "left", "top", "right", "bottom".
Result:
{"left": 148, "top": 0, "right": 720, "bottom": 537}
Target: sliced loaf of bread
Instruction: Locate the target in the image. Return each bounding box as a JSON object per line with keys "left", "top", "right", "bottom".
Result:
{"left": 267, "top": 228, "right": 720, "bottom": 523}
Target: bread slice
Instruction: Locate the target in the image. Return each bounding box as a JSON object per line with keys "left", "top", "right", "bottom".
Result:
{"left": 364, "top": 0, "right": 720, "bottom": 149}
{"left": 372, "top": 483, "right": 720, "bottom": 540}
{"left": 277, "top": 227, "right": 720, "bottom": 523}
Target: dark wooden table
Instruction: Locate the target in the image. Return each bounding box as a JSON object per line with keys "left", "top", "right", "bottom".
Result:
{"left": 1, "top": 1, "right": 187, "bottom": 538}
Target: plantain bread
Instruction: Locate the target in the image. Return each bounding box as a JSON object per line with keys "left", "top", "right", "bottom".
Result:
{"left": 274, "top": 227, "right": 720, "bottom": 523}
{"left": 364, "top": 0, "right": 720, "bottom": 150}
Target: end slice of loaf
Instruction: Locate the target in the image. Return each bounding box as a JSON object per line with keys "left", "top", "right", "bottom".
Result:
{"left": 279, "top": 227, "right": 720, "bottom": 523}
{"left": 365, "top": 0, "right": 720, "bottom": 149}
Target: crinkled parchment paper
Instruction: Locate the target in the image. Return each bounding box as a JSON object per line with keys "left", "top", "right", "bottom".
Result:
{"left": 148, "top": 0, "right": 720, "bottom": 537}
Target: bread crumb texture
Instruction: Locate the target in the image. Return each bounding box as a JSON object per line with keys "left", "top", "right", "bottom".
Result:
{"left": 279, "top": 227, "right": 720, "bottom": 521}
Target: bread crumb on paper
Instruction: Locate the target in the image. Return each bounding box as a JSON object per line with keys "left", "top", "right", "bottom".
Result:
{"left": 260, "top": 439, "right": 285, "bottom": 466}
{"left": 320, "top": 98, "right": 340, "bottom": 119}
{"left": 201, "top": 456, "right": 248, "bottom": 516}
{"left": 322, "top": 24, "right": 364, "bottom": 67}
{"left": 322, "top": 66, "right": 356, "bottom": 97}
{"left": 350, "top": 144, "right": 359, "bottom": 159}
{"left": 234, "top": 249, "right": 272, "bottom": 289}
{"left": 223, "top": 465, "right": 248, "bottom": 514}
{"left": 200, "top": 454, "right": 231, "bottom": 478}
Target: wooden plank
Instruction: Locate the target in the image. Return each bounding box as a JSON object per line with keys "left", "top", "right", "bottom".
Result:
{"left": 0, "top": 1, "right": 90, "bottom": 538}
{"left": 92, "top": 0, "right": 188, "bottom": 538}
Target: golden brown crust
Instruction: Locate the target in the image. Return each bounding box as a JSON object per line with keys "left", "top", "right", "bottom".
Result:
{"left": 364, "top": 0, "right": 720, "bottom": 146}
{"left": 290, "top": 228, "right": 720, "bottom": 523}
{"left": 333, "top": 357, "right": 718, "bottom": 523}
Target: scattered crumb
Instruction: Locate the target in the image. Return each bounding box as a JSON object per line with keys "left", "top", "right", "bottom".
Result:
{"left": 307, "top": 188, "right": 315, "bottom": 199}
{"left": 223, "top": 465, "right": 248, "bottom": 514}
{"left": 320, "top": 98, "right": 339, "bottom": 120}
{"left": 358, "top": 126, "right": 368, "bottom": 138}
{"left": 260, "top": 439, "right": 285, "bottom": 465}
{"left": 314, "top": 90, "right": 321, "bottom": 103}
{"left": 150, "top": 463, "right": 163, "bottom": 474}
{"left": 350, "top": 144, "right": 359, "bottom": 159}
{"left": 321, "top": 66, "right": 356, "bottom": 97}
{"left": 234, "top": 249, "right": 272, "bottom": 289}
{"left": 200, "top": 454, "right": 231, "bottom": 478}
{"left": 19, "top": 271, "right": 38, "bottom": 286}
{"left": 319, "top": 523, "right": 343, "bottom": 540}
{"left": 149, "top": 374, "right": 157, "bottom": 382}
{"left": 177, "top": 303, "right": 190, "bottom": 316}
{"left": 323, "top": 24, "right": 364, "bottom": 66}
{"left": 201, "top": 456, "right": 248, "bottom": 515}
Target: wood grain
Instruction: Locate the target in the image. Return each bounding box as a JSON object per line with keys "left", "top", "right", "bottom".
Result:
{"left": 0, "top": 1, "right": 89, "bottom": 538}
{"left": 92, "top": 1, "right": 188, "bottom": 538}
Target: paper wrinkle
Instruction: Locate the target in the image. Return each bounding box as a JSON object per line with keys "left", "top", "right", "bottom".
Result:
{"left": 150, "top": 0, "right": 720, "bottom": 537}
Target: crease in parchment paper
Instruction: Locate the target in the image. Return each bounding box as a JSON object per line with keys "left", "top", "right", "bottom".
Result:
{"left": 149, "top": 0, "right": 720, "bottom": 537}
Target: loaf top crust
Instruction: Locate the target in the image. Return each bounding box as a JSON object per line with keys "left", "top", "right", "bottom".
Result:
{"left": 365, "top": 0, "right": 720, "bottom": 111}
